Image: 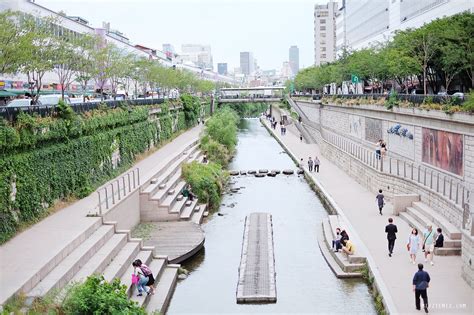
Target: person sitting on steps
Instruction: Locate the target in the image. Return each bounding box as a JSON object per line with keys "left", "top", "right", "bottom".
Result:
{"left": 182, "top": 184, "right": 196, "bottom": 201}
{"left": 341, "top": 239, "right": 355, "bottom": 257}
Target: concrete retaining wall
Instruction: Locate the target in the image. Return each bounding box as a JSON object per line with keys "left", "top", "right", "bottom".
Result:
{"left": 102, "top": 190, "right": 140, "bottom": 231}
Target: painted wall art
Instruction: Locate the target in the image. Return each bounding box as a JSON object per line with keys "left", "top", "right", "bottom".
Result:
{"left": 365, "top": 118, "right": 383, "bottom": 142}
{"left": 422, "top": 128, "right": 463, "bottom": 176}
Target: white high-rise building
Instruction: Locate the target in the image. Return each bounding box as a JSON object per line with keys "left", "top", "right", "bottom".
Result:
{"left": 240, "top": 52, "right": 255, "bottom": 76}
{"left": 314, "top": 1, "right": 338, "bottom": 66}
{"left": 336, "top": 0, "right": 474, "bottom": 57}
{"left": 289, "top": 45, "right": 299, "bottom": 76}
{"left": 178, "top": 44, "right": 213, "bottom": 70}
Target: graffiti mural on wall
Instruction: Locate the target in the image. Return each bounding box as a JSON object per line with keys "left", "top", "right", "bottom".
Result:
{"left": 365, "top": 118, "right": 383, "bottom": 142}
{"left": 387, "top": 124, "right": 415, "bottom": 160}
{"left": 422, "top": 128, "right": 463, "bottom": 176}
{"left": 349, "top": 115, "right": 362, "bottom": 139}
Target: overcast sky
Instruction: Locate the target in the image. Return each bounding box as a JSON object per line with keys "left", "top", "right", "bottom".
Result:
{"left": 38, "top": 0, "right": 329, "bottom": 72}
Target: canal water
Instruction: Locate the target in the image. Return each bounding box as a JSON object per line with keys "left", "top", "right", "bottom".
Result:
{"left": 167, "top": 119, "right": 376, "bottom": 314}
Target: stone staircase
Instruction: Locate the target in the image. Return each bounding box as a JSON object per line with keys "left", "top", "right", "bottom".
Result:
{"left": 140, "top": 145, "right": 207, "bottom": 224}
{"left": 318, "top": 215, "right": 366, "bottom": 278}
{"left": 25, "top": 221, "right": 178, "bottom": 314}
{"left": 399, "top": 201, "right": 461, "bottom": 256}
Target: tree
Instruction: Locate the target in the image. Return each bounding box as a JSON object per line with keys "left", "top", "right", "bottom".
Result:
{"left": 0, "top": 11, "right": 36, "bottom": 75}
{"left": 20, "top": 16, "right": 57, "bottom": 101}
{"left": 53, "top": 35, "right": 79, "bottom": 99}
{"left": 75, "top": 34, "right": 99, "bottom": 101}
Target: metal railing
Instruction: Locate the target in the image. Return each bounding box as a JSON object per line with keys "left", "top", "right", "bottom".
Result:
{"left": 321, "top": 93, "right": 466, "bottom": 105}
{"left": 96, "top": 168, "right": 140, "bottom": 215}
{"left": 319, "top": 128, "right": 470, "bottom": 210}
{"left": 0, "top": 98, "right": 169, "bottom": 122}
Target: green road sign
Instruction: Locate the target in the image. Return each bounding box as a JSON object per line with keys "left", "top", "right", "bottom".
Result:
{"left": 351, "top": 74, "right": 359, "bottom": 84}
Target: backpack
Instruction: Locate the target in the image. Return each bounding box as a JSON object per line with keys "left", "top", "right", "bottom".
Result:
{"left": 140, "top": 264, "right": 152, "bottom": 276}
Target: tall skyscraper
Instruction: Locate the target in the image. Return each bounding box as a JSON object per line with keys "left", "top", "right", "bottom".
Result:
{"left": 289, "top": 45, "right": 299, "bottom": 76}
{"left": 314, "top": 1, "right": 338, "bottom": 66}
{"left": 336, "top": 0, "right": 473, "bottom": 57}
{"left": 217, "top": 63, "right": 228, "bottom": 75}
{"left": 240, "top": 52, "right": 255, "bottom": 76}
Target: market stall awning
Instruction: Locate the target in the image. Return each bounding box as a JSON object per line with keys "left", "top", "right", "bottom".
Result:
{"left": 0, "top": 90, "right": 17, "bottom": 97}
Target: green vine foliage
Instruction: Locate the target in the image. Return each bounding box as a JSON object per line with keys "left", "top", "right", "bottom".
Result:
{"left": 182, "top": 161, "right": 228, "bottom": 211}
{"left": 0, "top": 96, "right": 207, "bottom": 244}
{"left": 180, "top": 94, "right": 201, "bottom": 128}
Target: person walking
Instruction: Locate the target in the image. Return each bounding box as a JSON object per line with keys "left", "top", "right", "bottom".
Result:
{"left": 412, "top": 263, "right": 430, "bottom": 313}
{"left": 299, "top": 158, "right": 304, "bottom": 170}
{"left": 422, "top": 225, "right": 436, "bottom": 266}
{"left": 407, "top": 228, "right": 420, "bottom": 264}
{"left": 385, "top": 217, "right": 398, "bottom": 257}
{"left": 314, "top": 156, "right": 320, "bottom": 173}
{"left": 308, "top": 157, "right": 314, "bottom": 172}
{"left": 300, "top": 134, "right": 303, "bottom": 142}
{"left": 376, "top": 189, "right": 385, "bottom": 215}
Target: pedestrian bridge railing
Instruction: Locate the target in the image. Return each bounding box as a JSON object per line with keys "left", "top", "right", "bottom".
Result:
{"left": 319, "top": 128, "right": 472, "bottom": 232}
{"left": 96, "top": 168, "right": 140, "bottom": 215}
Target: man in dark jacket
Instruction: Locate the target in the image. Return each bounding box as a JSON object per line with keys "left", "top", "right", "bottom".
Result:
{"left": 413, "top": 263, "right": 431, "bottom": 313}
{"left": 434, "top": 228, "right": 444, "bottom": 248}
{"left": 385, "top": 217, "right": 398, "bottom": 257}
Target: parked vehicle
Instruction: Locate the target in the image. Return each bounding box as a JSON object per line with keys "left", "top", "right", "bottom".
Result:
{"left": 37, "top": 94, "right": 71, "bottom": 106}
{"left": 437, "top": 91, "right": 448, "bottom": 96}
{"left": 6, "top": 99, "right": 33, "bottom": 107}
{"left": 452, "top": 92, "right": 464, "bottom": 100}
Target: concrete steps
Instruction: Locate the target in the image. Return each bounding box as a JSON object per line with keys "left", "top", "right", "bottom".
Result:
{"left": 142, "top": 144, "right": 199, "bottom": 196}
{"left": 321, "top": 218, "right": 365, "bottom": 274}
{"left": 151, "top": 171, "right": 183, "bottom": 204}
{"left": 27, "top": 225, "right": 115, "bottom": 298}
{"left": 169, "top": 196, "right": 189, "bottom": 215}
{"left": 180, "top": 199, "right": 199, "bottom": 221}
{"left": 161, "top": 180, "right": 186, "bottom": 210}
{"left": 130, "top": 258, "right": 167, "bottom": 307}
{"left": 70, "top": 232, "right": 128, "bottom": 283}
{"left": 399, "top": 201, "right": 461, "bottom": 256}
{"left": 412, "top": 202, "right": 461, "bottom": 240}
{"left": 317, "top": 227, "right": 361, "bottom": 278}
{"left": 145, "top": 265, "right": 179, "bottom": 314}
{"left": 102, "top": 241, "right": 141, "bottom": 282}
{"left": 191, "top": 204, "right": 207, "bottom": 224}
{"left": 119, "top": 250, "right": 154, "bottom": 297}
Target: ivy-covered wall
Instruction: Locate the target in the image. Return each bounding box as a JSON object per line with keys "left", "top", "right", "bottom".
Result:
{"left": 0, "top": 96, "right": 206, "bottom": 244}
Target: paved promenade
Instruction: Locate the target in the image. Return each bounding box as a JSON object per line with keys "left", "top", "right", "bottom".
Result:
{"left": 0, "top": 125, "right": 203, "bottom": 305}
{"left": 263, "top": 114, "right": 473, "bottom": 315}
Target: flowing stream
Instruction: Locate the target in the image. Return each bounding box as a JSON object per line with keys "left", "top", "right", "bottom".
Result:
{"left": 167, "top": 118, "right": 376, "bottom": 314}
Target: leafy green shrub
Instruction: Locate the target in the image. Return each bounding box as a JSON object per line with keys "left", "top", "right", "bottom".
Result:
{"left": 203, "top": 108, "right": 238, "bottom": 152}
{"left": 200, "top": 136, "right": 231, "bottom": 167}
{"left": 182, "top": 161, "right": 228, "bottom": 211}
{"left": 385, "top": 91, "right": 399, "bottom": 110}
{"left": 180, "top": 94, "right": 201, "bottom": 127}
{"left": 62, "top": 275, "right": 146, "bottom": 314}
{"left": 462, "top": 91, "right": 474, "bottom": 113}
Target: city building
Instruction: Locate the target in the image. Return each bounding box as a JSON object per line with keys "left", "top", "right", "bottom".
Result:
{"left": 0, "top": 1, "right": 237, "bottom": 90}
{"left": 314, "top": 1, "right": 338, "bottom": 65}
{"left": 162, "top": 43, "right": 176, "bottom": 60}
{"left": 280, "top": 61, "right": 292, "bottom": 79}
{"left": 178, "top": 44, "right": 213, "bottom": 70}
{"left": 240, "top": 52, "right": 255, "bottom": 76}
{"left": 217, "top": 63, "right": 228, "bottom": 75}
{"left": 289, "top": 45, "right": 299, "bottom": 76}
{"left": 336, "top": 0, "right": 474, "bottom": 56}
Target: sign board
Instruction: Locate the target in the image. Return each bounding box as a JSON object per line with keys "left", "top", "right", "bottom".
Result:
{"left": 351, "top": 74, "right": 359, "bottom": 84}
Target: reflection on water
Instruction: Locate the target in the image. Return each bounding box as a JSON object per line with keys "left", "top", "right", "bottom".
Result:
{"left": 167, "top": 119, "right": 376, "bottom": 314}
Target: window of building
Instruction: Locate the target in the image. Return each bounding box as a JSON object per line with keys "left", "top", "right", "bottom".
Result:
{"left": 321, "top": 47, "right": 326, "bottom": 52}
{"left": 321, "top": 54, "right": 327, "bottom": 58}
{"left": 320, "top": 19, "right": 326, "bottom": 24}
{"left": 321, "top": 39, "right": 326, "bottom": 44}
{"left": 321, "top": 33, "right": 326, "bottom": 38}
{"left": 320, "top": 26, "right": 326, "bottom": 31}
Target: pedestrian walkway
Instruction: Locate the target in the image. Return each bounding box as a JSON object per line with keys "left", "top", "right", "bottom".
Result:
{"left": 0, "top": 125, "right": 203, "bottom": 306}
{"left": 262, "top": 115, "right": 473, "bottom": 314}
